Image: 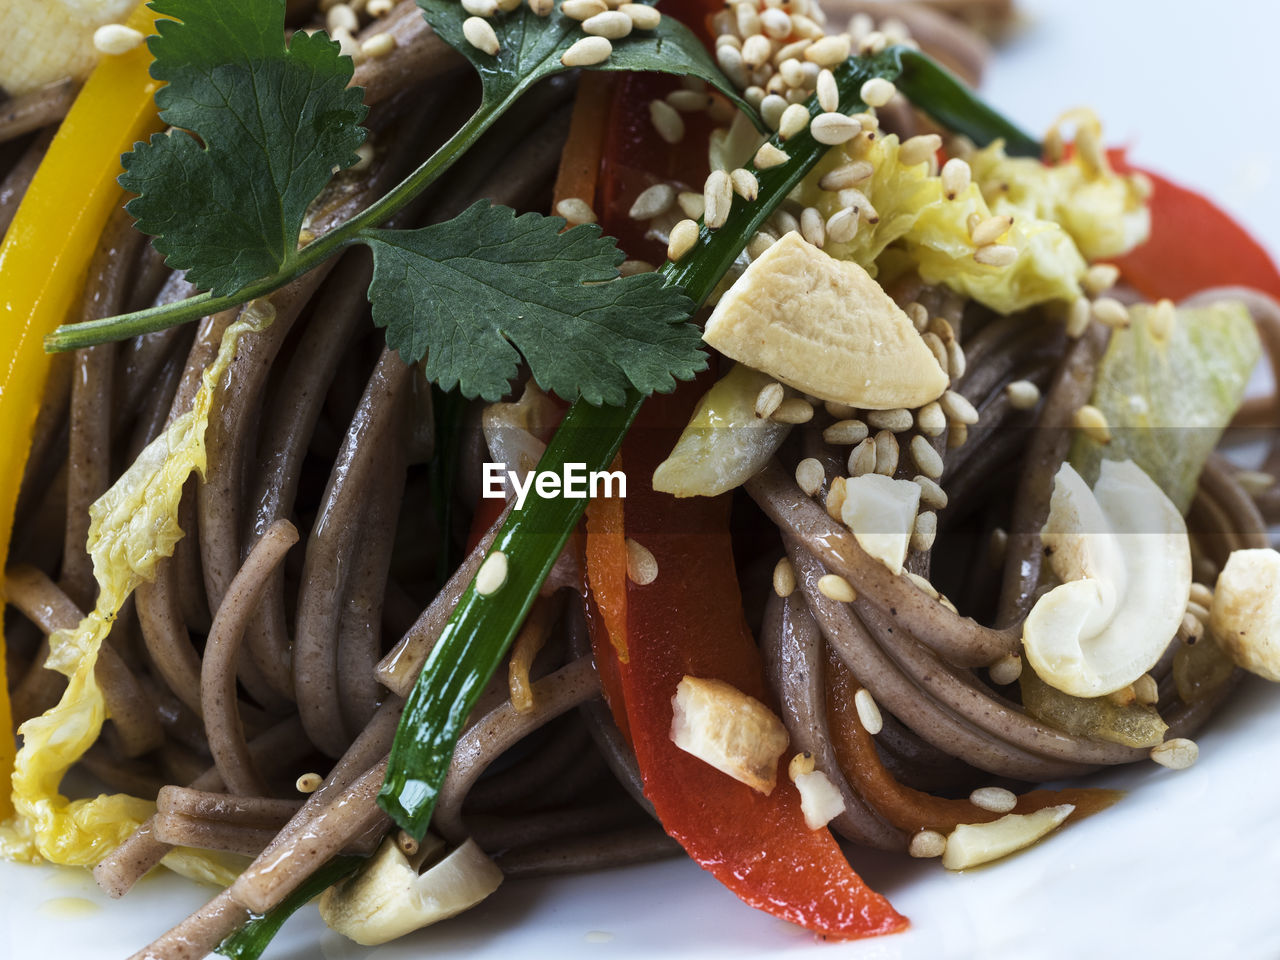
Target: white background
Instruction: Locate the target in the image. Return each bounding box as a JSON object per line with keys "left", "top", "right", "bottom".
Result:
{"left": 4, "top": 1, "right": 1280, "bottom": 958}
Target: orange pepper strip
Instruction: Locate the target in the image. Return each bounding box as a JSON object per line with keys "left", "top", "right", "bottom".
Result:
{"left": 0, "top": 4, "right": 163, "bottom": 817}
{"left": 825, "top": 651, "right": 1119, "bottom": 836}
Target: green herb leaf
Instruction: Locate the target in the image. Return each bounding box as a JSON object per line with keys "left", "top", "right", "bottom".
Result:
{"left": 362, "top": 201, "right": 703, "bottom": 404}
{"left": 119, "top": 0, "right": 368, "bottom": 296}
{"left": 416, "top": 0, "right": 759, "bottom": 125}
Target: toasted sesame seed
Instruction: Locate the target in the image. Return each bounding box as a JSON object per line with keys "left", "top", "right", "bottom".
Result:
{"left": 703, "top": 169, "right": 733, "bottom": 229}
{"left": 771, "top": 209, "right": 799, "bottom": 236}
{"left": 295, "top": 772, "right": 323, "bottom": 793}
{"left": 1186, "top": 600, "right": 1211, "bottom": 626}
{"left": 759, "top": 6, "right": 792, "bottom": 38}
{"left": 848, "top": 437, "right": 877, "bottom": 476}
{"left": 988, "top": 653, "right": 1022, "bottom": 685}
{"left": 909, "top": 829, "right": 947, "bottom": 858}
{"left": 812, "top": 69, "right": 838, "bottom": 112}
{"left": 735, "top": 1, "right": 761, "bottom": 37}
{"left": 854, "top": 687, "right": 883, "bottom": 733}
{"left": 1073, "top": 404, "right": 1111, "bottom": 444}
{"left": 1066, "top": 296, "right": 1092, "bottom": 338}
{"left": 947, "top": 340, "right": 966, "bottom": 379}
{"left": 819, "top": 573, "right": 857, "bottom": 603}
{"left": 940, "top": 157, "right": 971, "bottom": 199}
{"left": 463, "top": 16, "right": 501, "bottom": 55}
{"left": 556, "top": 197, "right": 596, "bottom": 225}
{"left": 776, "top": 57, "right": 805, "bottom": 89}
{"left": 825, "top": 400, "right": 856, "bottom": 418}
{"left": 648, "top": 98, "right": 685, "bottom": 143}
{"left": 793, "top": 455, "right": 824, "bottom": 496}
{"left": 811, "top": 112, "right": 861, "bottom": 145}
{"left": 746, "top": 231, "right": 776, "bottom": 259}
{"left": 1150, "top": 738, "right": 1198, "bottom": 770}
{"left": 940, "top": 390, "right": 979, "bottom": 426}
{"left": 666, "top": 89, "right": 709, "bottom": 112}
{"left": 676, "top": 191, "right": 705, "bottom": 220}
{"left": 730, "top": 168, "right": 759, "bottom": 201}
{"left": 756, "top": 381, "right": 785, "bottom": 419}
{"left": 773, "top": 37, "right": 812, "bottom": 65}
{"left": 715, "top": 32, "right": 742, "bottom": 51}
{"left": 910, "top": 435, "right": 944, "bottom": 480}
{"left": 778, "top": 103, "right": 811, "bottom": 140}
{"left": 619, "top": 2, "right": 660, "bottom": 28}
{"left": 799, "top": 206, "right": 825, "bottom": 247}
{"left": 874, "top": 429, "right": 898, "bottom": 476}
{"left": 1189, "top": 582, "right": 1214, "bottom": 609}
{"left": 629, "top": 183, "right": 675, "bottom": 220}
{"left": 368, "top": 0, "right": 394, "bottom": 14}
{"left": 1134, "top": 673, "right": 1159, "bottom": 705}
{"left": 819, "top": 161, "right": 873, "bottom": 192}
{"left": 910, "top": 510, "right": 937, "bottom": 553}
{"left": 840, "top": 187, "right": 879, "bottom": 223}
{"left": 970, "top": 214, "right": 1013, "bottom": 247}
{"left": 823, "top": 419, "right": 868, "bottom": 445}
{"left": 826, "top": 207, "right": 858, "bottom": 244}
{"left": 905, "top": 570, "right": 938, "bottom": 598}
{"left": 760, "top": 93, "right": 788, "bottom": 130}
{"left": 805, "top": 34, "right": 852, "bottom": 66}
{"left": 1092, "top": 296, "right": 1130, "bottom": 328}
{"left": 970, "top": 786, "right": 1017, "bottom": 813}
{"left": 772, "top": 398, "right": 814, "bottom": 423}
{"left": 787, "top": 751, "right": 816, "bottom": 782}
{"left": 754, "top": 142, "right": 788, "bottom": 169}
{"left": 858, "top": 29, "right": 887, "bottom": 55}
{"left": 916, "top": 402, "right": 946, "bottom": 438}
{"left": 395, "top": 830, "right": 419, "bottom": 857}
{"left": 1005, "top": 380, "right": 1041, "bottom": 410}
{"left": 527, "top": 0, "right": 553, "bottom": 15}
{"left": 1150, "top": 297, "right": 1176, "bottom": 341}
{"left": 716, "top": 44, "right": 749, "bottom": 88}
{"left": 859, "top": 76, "right": 896, "bottom": 107}
{"left": 741, "top": 33, "right": 774, "bottom": 69}
{"left": 913, "top": 475, "right": 947, "bottom": 510}
{"left": 94, "top": 23, "right": 145, "bottom": 55}
{"left": 361, "top": 31, "right": 396, "bottom": 58}
{"left": 902, "top": 303, "right": 927, "bottom": 332}
{"left": 618, "top": 259, "right": 655, "bottom": 276}
{"left": 866, "top": 407, "right": 913, "bottom": 432}
{"left": 1181, "top": 610, "right": 1205, "bottom": 643}
{"left": 773, "top": 557, "right": 798, "bottom": 597}
{"left": 825, "top": 476, "right": 847, "bottom": 520}
{"left": 974, "top": 243, "right": 1018, "bottom": 267}
{"left": 476, "top": 550, "right": 508, "bottom": 595}
{"left": 948, "top": 422, "right": 968, "bottom": 449}
{"left": 562, "top": 0, "right": 606, "bottom": 18}
{"left": 667, "top": 219, "right": 699, "bottom": 261}
{"left": 563, "top": 33, "right": 614, "bottom": 65}
{"left": 1083, "top": 262, "right": 1120, "bottom": 295}
{"left": 921, "top": 331, "right": 947, "bottom": 372}
{"left": 898, "top": 133, "right": 942, "bottom": 167}
{"left": 625, "top": 537, "right": 659, "bottom": 585}
{"left": 327, "top": 2, "right": 361, "bottom": 31}
{"left": 583, "top": 9, "right": 632, "bottom": 37}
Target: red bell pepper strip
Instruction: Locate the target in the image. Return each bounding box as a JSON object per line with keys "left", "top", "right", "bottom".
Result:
{"left": 1109, "top": 150, "right": 1280, "bottom": 302}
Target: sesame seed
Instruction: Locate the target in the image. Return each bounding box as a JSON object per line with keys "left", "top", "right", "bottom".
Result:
{"left": 773, "top": 37, "right": 812, "bottom": 64}
{"left": 948, "top": 422, "right": 968, "bottom": 449}
{"left": 351, "top": 143, "right": 374, "bottom": 171}
{"left": 819, "top": 161, "right": 874, "bottom": 191}
{"left": 1066, "top": 296, "right": 1092, "bottom": 338}
{"left": 583, "top": 10, "right": 632, "bottom": 37}
{"left": 1189, "top": 582, "right": 1214, "bottom": 609}
{"left": 795, "top": 457, "right": 825, "bottom": 496}
{"left": 475, "top": 550, "right": 508, "bottom": 595}
{"left": 910, "top": 510, "right": 937, "bottom": 553}
{"left": 823, "top": 419, "right": 868, "bottom": 445}
{"left": 715, "top": 33, "right": 742, "bottom": 51}
{"left": 730, "top": 168, "right": 759, "bottom": 201}
{"left": 462, "top": 16, "right": 501, "bottom": 55}
{"left": 811, "top": 112, "right": 861, "bottom": 145}
{"left": 1083, "top": 262, "right": 1120, "bottom": 295}
{"left": 754, "top": 142, "right": 788, "bottom": 170}
{"left": 859, "top": 76, "right": 896, "bottom": 107}
{"left": 947, "top": 340, "right": 966, "bottom": 379}
{"left": 787, "top": 750, "right": 816, "bottom": 780}
{"left": 360, "top": 31, "right": 396, "bottom": 58}
{"left": 800, "top": 206, "right": 825, "bottom": 247}
{"left": 395, "top": 831, "right": 419, "bottom": 857}
{"left": 970, "top": 786, "right": 1017, "bottom": 813}
{"left": 940, "top": 390, "right": 979, "bottom": 426}
{"left": 746, "top": 231, "right": 776, "bottom": 259}
{"left": 625, "top": 537, "right": 659, "bottom": 585}
{"left": 805, "top": 34, "right": 851, "bottom": 66}
{"left": 368, "top": 0, "right": 394, "bottom": 14}
{"left": 667, "top": 219, "right": 699, "bottom": 261}
{"left": 562, "top": 33, "right": 613, "bottom": 65}
{"left": 1005, "top": 380, "right": 1041, "bottom": 410}
{"left": 910, "top": 435, "right": 944, "bottom": 480}
{"left": 940, "top": 157, "right": 971, "bottom": 199}
{"left": 865, "top": 407, "right": 913, "bottom": 433}
{"left": 971, "top": 214, "right": 1013, "bottom": 247}
{"left": 1134, "top": 673, "right": 1159, "bottom": 705}
{"left": 742, "top": 34, "right": 774, "bottom": 69}
{"left": 873, "top": 429, "right": 898, "bottom": 476}
{"left": 974, "top": 243, "right": 1018, "bottom": 267}
{"left": 703, "top": 170, "right": 733, "bottom": 229}
{"left": 1150, "top": 738, "right": 1198, "bottom": 770}
{"left": 715, "top": 44, "right": 749, "bottom": 89}
{"left": 618, "top": 259, "right": 654, "bottom": 275}
{"left": 758, "top": 6, "right": 792, "bottom": 38}
{"left": 666, "top": 89, "right": 710, "bottom": 112}
{"left": 562, "top": 0, "right": 606, "bottom": 18}
{"left": 619, "top": 2, "right": 660, "bottom": 28}
{"left": 914, "top": 403, "right": 945, "bottom": 440}
{"left": 93, "top": 23, "right": 145, "bottom": 55}
{"left": 760, "top": 94, "right": 788, "bottom": 131}
{"left": 778, "top": 103, "right": 811, "bottom": 140}
{"left": 1073, "top": 404, "right": 1111, "bottom": 444}
{"left": 913, "top": 474, "right": 947, "bottom": 510}
{"left": 815, "top": 69, "right": 838, "bottom": 112}
{"left": 909, "top": 830, "right": 947, "bottom": 858}
{"left": 858, "top": 29, "right": 887, "bottom": 55}
{"left": 854, "top": 687, "right": 883, "bottom": 733}
{"left": 295, "top": 772, "right": 323, "bottom": 793}
{"left": 848, "top": 437, "right": 877, "bottom": 476}
{"left": 826, "top": 207, "right": 858, "bottom": 244}
{"left": 629, "top": 183, "right": 675, "bottom": 221}
{"left": 773, "top": 557, "right": 798, "bottom": 597}
{"left": 898, "top": 133, "right": 942, "bottom": 167}
{"left": 825, "top": 401, "right": 856, "bottom": 418}
{"left": 649, "top": 98, "right": 685, "bottom": 143}
{"left": 772, "top": 398, "right": 814, "bottom": 423}
{"left": 735, "top": 1, "right": 761, "bottom": 37}
{"left": 327, "top": 2, "right": 361, "bottom": 31}
{"left": 905, "top": 570, "right": 939, "bottom": 598}
{"left": 1092, "top": 297, "right": 1130, "bottom": 328}
{"left": 756, "top": 381, "right": 785, "bottom": 419}
{"left": 1186, "top": 600, "right": 1211, "bottom": 626}
{"left": 527, "top": 0, "right": 553, "bottom": 15}
{"left": 988, "top": 653, "right": 1022, "bottom": 686}
{"left": 1150, "top": 298, "right": 1176, "bottom": 341}
{"left": 825, "top": 476, "right": 847, "bottom": 519}
{"left": 1182, "top": 611, "right": 1205, "bottom": 643}
{"left": 819, "top": 573, "right": 857, "bottom": 603}
{"left": 556, "top": 197, "right": 596, "bottom": 225}
{"left": 676, "top": 191, "right": 705, "bottom": 220}
{"left": 922, "top": 332, "right": 947, "bottom": 372}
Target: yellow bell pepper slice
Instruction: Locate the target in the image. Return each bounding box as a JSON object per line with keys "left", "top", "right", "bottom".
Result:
{"left": 0, "top": 3, "right": 162, "bottom": 819}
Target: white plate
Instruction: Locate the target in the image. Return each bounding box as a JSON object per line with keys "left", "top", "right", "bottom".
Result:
{"left": 4, "top": 1, "right": 1279, "bottom": 958}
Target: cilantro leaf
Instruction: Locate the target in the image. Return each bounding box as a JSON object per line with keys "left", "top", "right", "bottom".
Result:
{"left": 362, "top": 202, "right": 704, "bottom": 404}
{"left": 119, "top": 0, "right": 368, "bottom": 296}
{"left": 416, "top": 0, "right": 760, "bottom": 126}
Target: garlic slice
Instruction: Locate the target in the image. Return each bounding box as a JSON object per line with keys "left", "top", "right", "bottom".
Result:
{"left": 1022, "top": 460, "right": 1190, "bottom": 697}
{"left": 1210, "top": 548, "right": 1280, "bottom": 682}
{"left": 670, "top": 676, "right": 789, "bottom": 794}
{"left": 941, "top": 804, "right": 1074, "bottom": 870}
{"left": 840, "top": 474, "right": 920, "bottom": 575}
